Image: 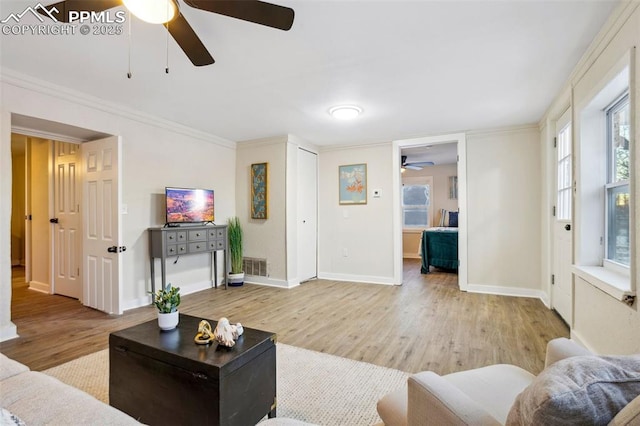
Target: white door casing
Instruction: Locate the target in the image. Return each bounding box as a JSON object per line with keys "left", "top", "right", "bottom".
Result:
{"left": 52, "top": 141, "right": 82, "bottom": 299}
{"left": 81, "top": 136, "right": 122, "bottom": 314}
{"left": 552, "top": 108, "right": 573, "bottom": 325}
{"left": 393, "top": 133, "right": 467, "bottom": 289}
{"left": 297, "top": 148, "right": 318, "bottom": 282}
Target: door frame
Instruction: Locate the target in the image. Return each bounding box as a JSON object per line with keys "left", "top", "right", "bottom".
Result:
{"left": 550, "top": 107, "right": 573, "bottom": 324}
{"left": 12, "top": 129, "right": 84, "bottom": 295}
{"left": 10, "top": 122, "right": 119, "bottom": 311}
{"left": 392, "top": 133, "right": 468, "bottom": 289}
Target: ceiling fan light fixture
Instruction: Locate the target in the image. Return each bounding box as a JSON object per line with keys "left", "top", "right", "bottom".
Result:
{"left": 123, "top": 0, "right": 177, "bottom": 24}
{"left": 329, "top": 105, "right": 362, "bottom": 120}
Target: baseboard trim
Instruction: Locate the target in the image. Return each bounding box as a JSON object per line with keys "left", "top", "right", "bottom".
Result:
{"left": 122, "top": 280, "right": 214, "bottom": 312}
{"left": 403, "top": 254, "right": 421, "bottom": 259}
{"left": 317, "top": 272, "right": 395, "bottom": 286}
{"left": 466, "top": 283, "right": 547, "bottom": 303}
{"left": 28, "top": 281, "right": 50, "bottom": 293}
{"left": 245, "top": 275, "right": 295, "bottom": 289}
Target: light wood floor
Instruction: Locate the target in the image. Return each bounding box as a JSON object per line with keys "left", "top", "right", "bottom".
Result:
{"left": 1, "top": 261, "right": 568, "bottom": 375}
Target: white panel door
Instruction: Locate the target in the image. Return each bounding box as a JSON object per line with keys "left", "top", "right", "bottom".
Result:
{"left": 53, "top": 141, "right": 82, "bottom": 299}
{"left": 552, "top": 109, "right": 572, "bottom": 325}
{"left": 81, "top": 136, "right": 122, "bottom": 314}
{"left": 297, "top": 148, "right": 318, "bottom": 282}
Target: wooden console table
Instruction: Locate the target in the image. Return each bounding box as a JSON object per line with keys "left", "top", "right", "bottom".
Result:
{"left": 148, "top": 225, "right": 228, "bottom": 293}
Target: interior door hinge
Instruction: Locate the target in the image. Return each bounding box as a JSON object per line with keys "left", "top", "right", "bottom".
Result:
{"left": 552, "top": 206, "right": 556, "bottom": 217}
{"left": 551, "top": 274, "right": 555, "bottom": 285}
{"left": 553, "top": 137, "right": 557, "bottom": 148}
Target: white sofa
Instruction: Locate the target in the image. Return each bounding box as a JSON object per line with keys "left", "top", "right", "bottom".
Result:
{"left": 0, "top": 353, "right": 141, "bottom": 425}
{"left": 377, "top": 338, "right": 640, "bottom": 425}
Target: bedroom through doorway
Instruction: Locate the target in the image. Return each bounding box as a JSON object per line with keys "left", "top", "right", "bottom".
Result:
{"left": 393, "top": 133, "right": 468, "bottom": 290}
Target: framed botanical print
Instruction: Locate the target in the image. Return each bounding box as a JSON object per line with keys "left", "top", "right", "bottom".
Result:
{"left": 339, "top": 163, "right": 367, "bottom": 205}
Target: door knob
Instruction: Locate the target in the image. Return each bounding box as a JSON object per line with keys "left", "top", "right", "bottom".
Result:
{"left": 49, "top": 218, "right": 59, "bottom": 224}
{"left": 565, "top": 224, "right": 571, "bottom": 231}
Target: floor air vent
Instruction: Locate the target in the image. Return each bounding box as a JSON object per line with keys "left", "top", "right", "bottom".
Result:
{"left": 243, "top": 257, "right": 268, "bottom": 277}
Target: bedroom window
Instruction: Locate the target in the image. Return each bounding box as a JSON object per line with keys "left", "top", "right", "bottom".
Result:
{"left": 605, "top": 93, "right": 630, "bottom": 267}
{"left": 402, "top": 184, "right": 430, "bottom": 228}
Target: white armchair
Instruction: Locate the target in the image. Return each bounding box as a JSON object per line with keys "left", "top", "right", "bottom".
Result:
{"left": 377, "top": 338, "right": 640, "bottom": 425}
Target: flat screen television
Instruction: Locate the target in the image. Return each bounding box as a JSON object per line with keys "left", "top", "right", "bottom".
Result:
{"left": 165, "top": 187, "right": 214, "bottom": 224}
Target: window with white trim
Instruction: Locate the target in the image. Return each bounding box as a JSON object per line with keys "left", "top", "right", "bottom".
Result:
{"left": 402, "top": 184, "right": 430, "bottom": 228}
{"left": 605, "top": 93, "right": 630, "bottom": 267}
{"left": 575, "top": 55, "right": 634, "bottom": 301}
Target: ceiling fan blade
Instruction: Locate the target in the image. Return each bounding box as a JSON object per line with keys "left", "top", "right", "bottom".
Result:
{"left": 407, "top": 161, "right": 435, "bottom": 167}
{"left": 184, "top": 0, "right": 294, "bottom": 31}
{"left": 38, "top": 0, "right": 121, "bottom": 22}
{"left": 405, "top": 165, "right": 423, "bottom": 171}
{"left": 165, "top": 13, "right": 215, "bottom": 66}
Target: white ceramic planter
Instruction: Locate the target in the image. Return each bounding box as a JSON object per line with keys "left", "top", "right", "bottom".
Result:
{"left": 228, "top": 272, "right": 245, "bottom": 287}
{"left": 158, "top": 310, "right": 179, "bottom": 331}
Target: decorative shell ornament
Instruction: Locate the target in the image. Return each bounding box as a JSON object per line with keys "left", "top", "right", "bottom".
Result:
{"left": 213, "top": 317, "right": 244, "bottom": 347}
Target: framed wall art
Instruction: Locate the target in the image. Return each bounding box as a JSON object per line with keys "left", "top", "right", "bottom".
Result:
{"left": 339, "top": 163, "right": 367, "bottom": 205}
{"left": 251, "top": 162, "right": 268, "bottom": 219}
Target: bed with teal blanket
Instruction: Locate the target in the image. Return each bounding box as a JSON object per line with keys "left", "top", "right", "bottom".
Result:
{"left": 421, "top": 227, "right": 458, "bottom": 273}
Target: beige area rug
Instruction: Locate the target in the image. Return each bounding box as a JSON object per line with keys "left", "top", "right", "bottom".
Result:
{"left": 44, "top": 344, "right": 409, "bottom": 425}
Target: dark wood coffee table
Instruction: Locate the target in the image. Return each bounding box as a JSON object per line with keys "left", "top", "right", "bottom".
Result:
{"left": 109, "top": 314, "right": 276, "bottom": 426}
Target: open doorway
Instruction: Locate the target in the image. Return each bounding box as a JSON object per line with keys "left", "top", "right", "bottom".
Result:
{"left": 11, "top": 134, "right": 82, "bottom": 299}
{"left": 9, "top": 114, "right": 122, "bottom": 317}
{"left": 400, "top": 144, "right": 458, "bottom": 275}
{"left": 392, "top": 133, "right": 468, "bottom": 290}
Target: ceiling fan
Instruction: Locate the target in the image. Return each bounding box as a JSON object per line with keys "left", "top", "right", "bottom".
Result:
{"left": 401, "top": 155, "right": 434, "bottom": 171}
{"left": 39, "top": 0, "right": 295, "bottom": 66}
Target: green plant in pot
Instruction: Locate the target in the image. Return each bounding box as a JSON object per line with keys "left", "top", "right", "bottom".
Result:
{"left": 151, "top": 283, "right": 181, "bottom": 330}
{"left": 227, "top": 216, "right": 244, "bottom": 287}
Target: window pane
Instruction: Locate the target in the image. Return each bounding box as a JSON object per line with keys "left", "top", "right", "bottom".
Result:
{"left": 402, "top": 185, "right": 429, "bottom": 206}
{"left": 558, "top": 188, "right": 571, "bottom": 220}
{"left": 557, "top": 123, "right": 572, "bottom": 220}
{"left": 610, "top": 99, "right": 630, "bottom": 183}
{"left": 404, "top": 209, "right": 428, "bottom": 227}
{"left": 607, "top": 184, "right": 630, "bottom": 266}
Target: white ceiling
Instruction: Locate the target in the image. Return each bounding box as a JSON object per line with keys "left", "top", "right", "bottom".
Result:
{"left": 0, "top": 0, "right": 617, "bottom": 146}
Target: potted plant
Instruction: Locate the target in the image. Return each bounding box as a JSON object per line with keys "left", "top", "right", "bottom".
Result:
{"left": 151, "top": 283, "right": 181, "bottom": 330}
{"left": 227, "top": 216, "right": 244, "bottom": 286}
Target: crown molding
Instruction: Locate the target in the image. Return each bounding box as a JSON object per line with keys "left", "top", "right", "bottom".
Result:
{"left": 0, "top": 67, "right": 235, "bottom": 150}
{"left": 319, "top": 140, "right": 391, "bottom": 153}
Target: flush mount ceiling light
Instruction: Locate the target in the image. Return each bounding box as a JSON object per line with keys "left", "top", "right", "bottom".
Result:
{"left": 329, "top": 105, "right": 363, "bottom": 120}
{"left": 123, "top": 0, "right": 177, "bottom": 24}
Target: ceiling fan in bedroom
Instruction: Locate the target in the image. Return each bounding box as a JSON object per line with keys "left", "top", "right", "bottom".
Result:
{"left": 38, "top": 0, "right": 295, "bottom": 66}
{"left": 401, "top": 155, "right": 434, "bottom": 171}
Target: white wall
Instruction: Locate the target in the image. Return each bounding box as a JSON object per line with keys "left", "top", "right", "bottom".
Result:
{"left": 235, "top": 136, "right": 288, "bottom": 286}
{"left": 466, "top": 126, "right": 543, "bottom": 297}
{"left": 0, "top": 72, "right": 236, "bottom": 327}
{"left": 0, "top": 109, "right": 17, "bottom": 341}
{"left": 318, "top": 143, "right": 395, "bottom": 284}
